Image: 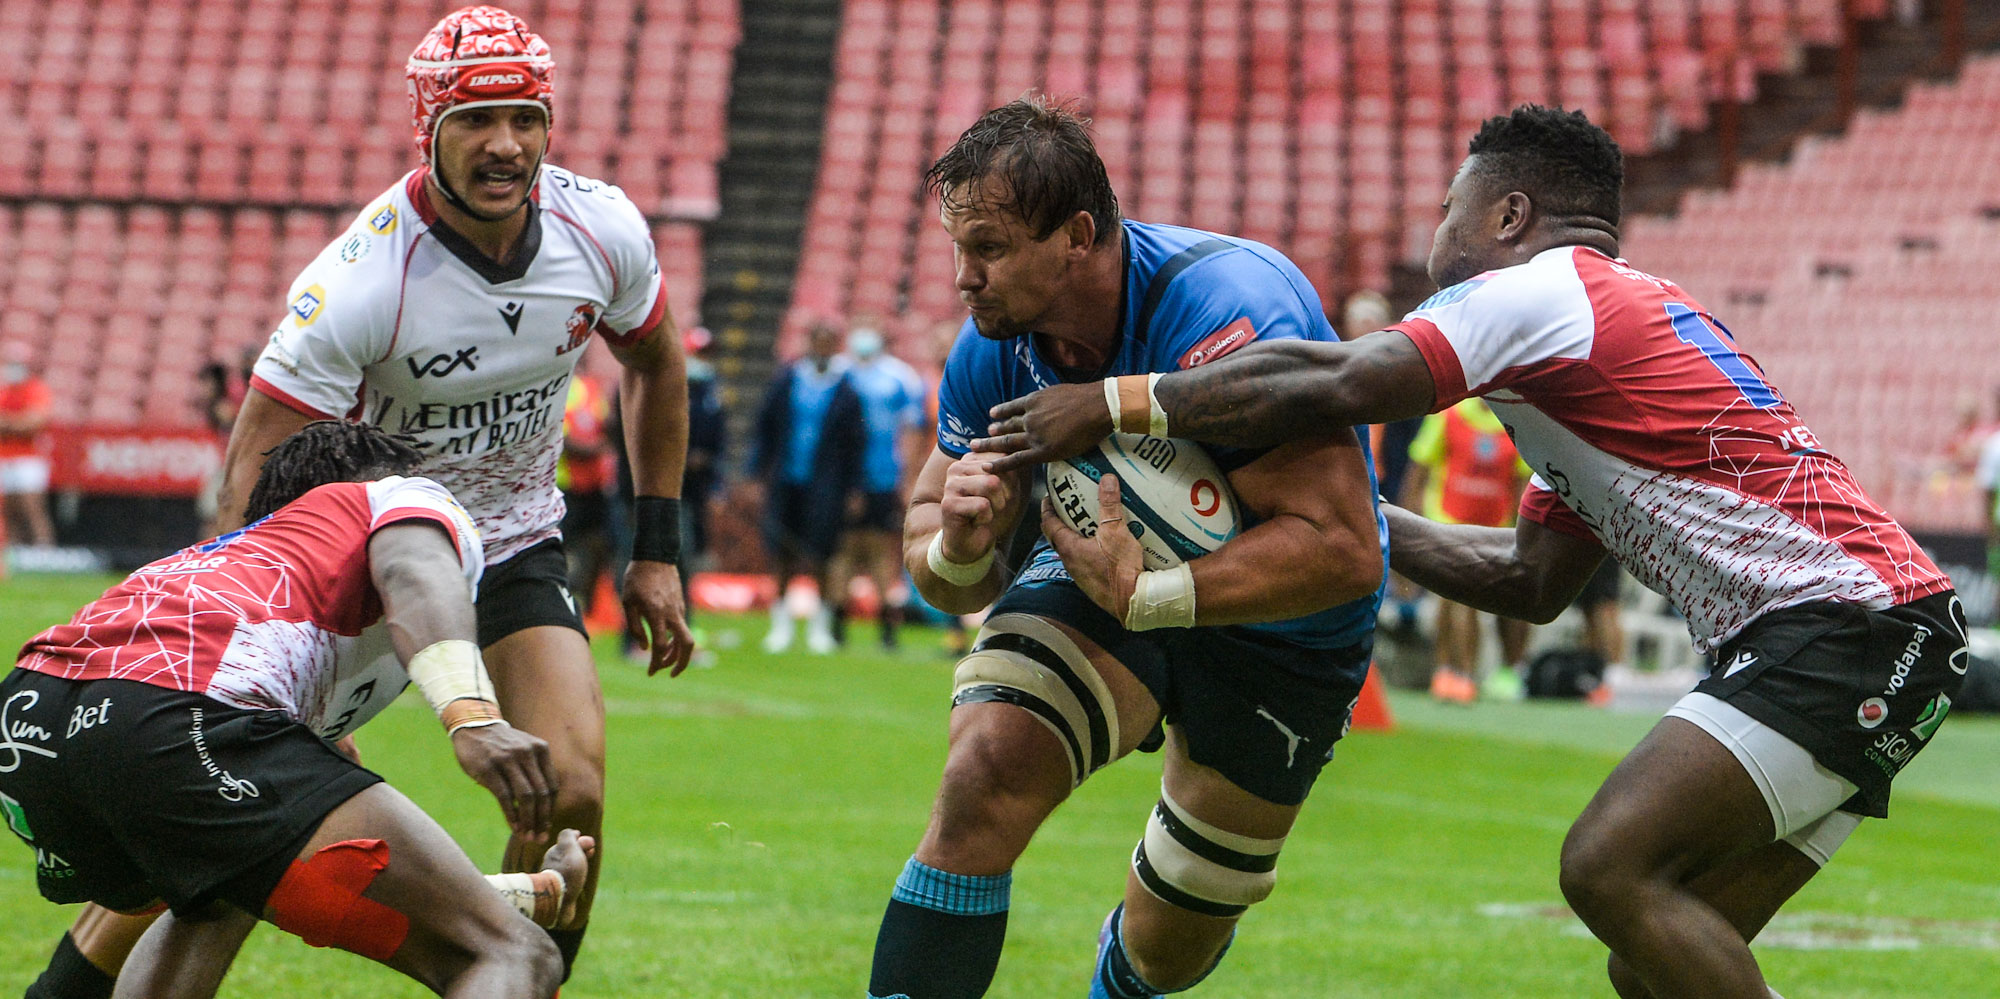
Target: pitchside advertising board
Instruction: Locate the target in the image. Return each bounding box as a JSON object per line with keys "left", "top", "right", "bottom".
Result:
{"left": 43, "top": 427, "right": 222, "bottom": 497}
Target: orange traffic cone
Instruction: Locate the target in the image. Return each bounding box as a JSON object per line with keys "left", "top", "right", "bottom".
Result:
{"left": 1350, "top": 662, "right": 1395, "bottom": 731}
{"left": 584, "top": 573, "right": 622, "bottom": 634}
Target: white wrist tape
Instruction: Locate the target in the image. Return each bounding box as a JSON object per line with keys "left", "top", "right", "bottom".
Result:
{"left": 1106, "top": 373, "right": 1172, "bottom": 438}
{"left": 1125, "top": 563, "right": 1197, "bottom": 631}
{"left": 486, "top": 870, "right": 565, "bottom": 927}
{"left": 406, "top": 639, "right": 499, "bottom": 726}
{"left": 927, "top": 532, "right": 995, "bottom": 587}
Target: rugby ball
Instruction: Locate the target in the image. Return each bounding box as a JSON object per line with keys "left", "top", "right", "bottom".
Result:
{"left": 1044, "top": 434, "right": 1241, "bottom": 569}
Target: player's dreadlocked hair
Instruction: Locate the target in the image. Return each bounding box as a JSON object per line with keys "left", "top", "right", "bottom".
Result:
{"left": 1467, "top": 105, "right": 1624, "bottom": 226}
{"left": 927, "top": 94, "right": 1121, "bottom": 244}
{"left": 243, "top": 420, "right": 427, "bottom": 523}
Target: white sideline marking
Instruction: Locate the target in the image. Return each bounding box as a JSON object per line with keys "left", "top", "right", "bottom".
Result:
{"left": 1478, "top": 902, "right": 2000, "bottom": 951}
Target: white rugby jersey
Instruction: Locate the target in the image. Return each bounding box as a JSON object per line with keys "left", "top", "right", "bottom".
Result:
{"left": 1391, "top": 246, "right": 1952, "bottom": 652}
{"left": 250, "top": 166, "right": 668, "bottom": 563}
{"left": 17, "top": 477, "right": 483, "bottom": 739}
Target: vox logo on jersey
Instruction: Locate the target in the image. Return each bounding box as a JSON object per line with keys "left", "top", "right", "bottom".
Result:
{"left": 407, "top": 346, "right": 480, "bottom": 379}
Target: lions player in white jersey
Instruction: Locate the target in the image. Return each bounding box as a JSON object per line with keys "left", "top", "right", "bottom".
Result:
{"left": 982, "top": 106, "right": 1966, "bottom": 999}
{"left": 29, "top": 7, "right": 693, "bottom": 994}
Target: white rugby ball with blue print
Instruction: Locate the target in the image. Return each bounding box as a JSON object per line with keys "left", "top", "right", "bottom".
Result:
{"left": 1044, "top": 434, "right": 1241, "bottom": 569}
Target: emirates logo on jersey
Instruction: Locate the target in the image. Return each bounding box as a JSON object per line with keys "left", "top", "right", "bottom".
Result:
{"left": 557, "top": 304, "right": 598, "bottom": 356}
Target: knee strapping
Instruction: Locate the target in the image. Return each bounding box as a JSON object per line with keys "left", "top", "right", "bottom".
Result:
{"left": 265, "top": 839, "right": 409, "bottom": 961}
{"left": 952, "top": 614, "right": 1120, "bottom": 788}
{"left": 1132, "top": 791, "right": 1285, "bottom": 918}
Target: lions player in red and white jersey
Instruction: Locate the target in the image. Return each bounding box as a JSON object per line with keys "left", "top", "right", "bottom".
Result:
{"left": 163, "top": 5, "right": 692, "bottom": 983}
{"left": 5, "top": 421, "right": 591, "bottom": 999}
{"left": 981, "top": 106, "right": 1968, "bottom": 999}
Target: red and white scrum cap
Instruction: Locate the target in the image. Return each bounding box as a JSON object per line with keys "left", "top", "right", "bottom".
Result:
{"left": 405, "top": 5, "right": 555, "bottom": 166}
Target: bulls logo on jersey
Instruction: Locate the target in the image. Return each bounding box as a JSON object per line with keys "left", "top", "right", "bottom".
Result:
{"left": 557, "top": 304, "right": 597, "bottom": 356}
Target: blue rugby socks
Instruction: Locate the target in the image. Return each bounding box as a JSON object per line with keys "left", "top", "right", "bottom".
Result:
{"left": 1090, "top": 905, "right": 1161, "bottom": 999}
{"left": 1089, "top": 903, "right": 1234, "bottom": 998}
{"left": 867, "top": 857, "right": 1011, "bottom": 999}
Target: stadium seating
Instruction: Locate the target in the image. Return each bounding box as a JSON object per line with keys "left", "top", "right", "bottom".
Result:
{"left": 785, "top": 0, "right": 1880, "bottom": 357}
{"left": 1622, "top": 55, "right": 2000, "bottom": 533}
{"left": 0, "top": 0, "right": 730, "bottom": 427}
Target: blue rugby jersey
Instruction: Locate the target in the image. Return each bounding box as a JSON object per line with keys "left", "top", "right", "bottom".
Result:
{"left": 935, "top": 220, "right": 1387, "bottom": 649}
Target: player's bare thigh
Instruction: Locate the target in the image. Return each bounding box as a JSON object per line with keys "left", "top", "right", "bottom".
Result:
{"left": 484, "top": 624, "right": 607, "bottom": 798}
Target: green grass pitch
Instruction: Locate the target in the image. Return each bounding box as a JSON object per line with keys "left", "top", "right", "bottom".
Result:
{"left": 2, "top": 571, "right": 1997, "bottom": 996}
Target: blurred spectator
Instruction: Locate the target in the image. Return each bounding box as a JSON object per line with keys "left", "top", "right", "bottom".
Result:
{"left": 682, "top": 326, "right": 726, "bottom": 569}
{"left": 1573, "top": 560, "right": 1628, "bottom": 676}
{"left": 1343, "top": 290, "right": 1425, "bottom": 637}
{"left": 830, "top": 320, "right": 927, "bottom": 649}
{"left": 1403, "top": 398, "right": 1533, "bottom": 701}
{"left": 0, "top": 344, "right": 55, "bottom": 549}
{"left": 906, "top": 318, "right": 976, "bottom": 655}
{"left": 750, "top": 321, "right": 863, "bottom": 654}
{"left": 559, "top": 371, "right": 619, "bottom": 622}
{"left": 1977, "top": 421, "right": 2000, "bottom": 621}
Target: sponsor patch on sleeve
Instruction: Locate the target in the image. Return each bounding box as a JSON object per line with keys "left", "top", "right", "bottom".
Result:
{"left": 289, "top": 285, "right": 327, "bottom": 327}
{"left": 1179, "top": 318, "right": 1257, "bottom": 369}
{"left": 337, "top": 233, "right": 371, "bottom": 264}
{"left": 367, "top": 204, "right": 398, "bottom": 234}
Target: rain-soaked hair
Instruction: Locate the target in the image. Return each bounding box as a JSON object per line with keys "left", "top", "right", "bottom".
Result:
{"left": 926, "top": 95, "right": 1121, "bottom": 244}
{"left": 1466, "top": 105, "right": 1624, "bottom": 226}
{"left": 243, "top": 420, "right": 426, "bottom": 523}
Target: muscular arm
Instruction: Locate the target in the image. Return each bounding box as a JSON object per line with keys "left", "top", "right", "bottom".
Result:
{"left": 367, "top": 520, "right": 479, "bottom": 659}
{"left": 904, "top": 447, "right": 1027, "bottom": 614}
{"left": 608, "top": 316, "right": 690, "bottom": 500}
{"left": 1187, "top": 430, "right": 1384, "bottom": 625}
{"left": 209, "top": 389, "right": 317, "bottom": 534}
{"left": 1384, "top": 505, "right": 1608, "bottom": 623}
{"left": 979, "top": 330, "right": 1438, "bottom": 473}
{"left": 1156, "top": 332, "right": 1436, "bottom": 447}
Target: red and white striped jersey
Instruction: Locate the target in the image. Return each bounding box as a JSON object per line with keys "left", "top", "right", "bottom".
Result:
{"left": 250, "top": 166, "right": 668, "bottom": 564}
{"left": 1392, "top": 246, "right": 1951, "bottom": 652}
{"left": 15, "top": 477, "right": 482, "bottom": 738}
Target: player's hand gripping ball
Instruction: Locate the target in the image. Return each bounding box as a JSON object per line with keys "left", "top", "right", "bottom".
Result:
{"left": 1042, "top": 434, "right": 1240, "bottom": 569}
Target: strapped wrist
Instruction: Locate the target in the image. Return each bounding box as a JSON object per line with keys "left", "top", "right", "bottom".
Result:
{"left": 1124, "top": 563, "right": 1197, "bottom": 631}
{"left": 1107, "top": 374, "right": 1169, "bottom": 437}
{"left": 406, "top": 640, "right": 499, "bottom": 729}
{"left": 632, "top": 495, "right": 683, "bottom": 563}
{"left": 927, "top": 532, "right": 995, "bottom": 587}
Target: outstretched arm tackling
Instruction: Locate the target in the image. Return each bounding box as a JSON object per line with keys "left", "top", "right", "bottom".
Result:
{"left": 976, "top": 331, "right": 1436, "bottom": 474}
{"left": 1383, "top": 505, "right": 1608, "bottom": 624}
{"left": 369, "top": 521, "right": 558, "bottom": 839}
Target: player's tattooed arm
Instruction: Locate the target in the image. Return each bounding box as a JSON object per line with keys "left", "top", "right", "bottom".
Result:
{"left": 977, "top": 331, "right": 1435, "bottom": 474}
{"left": 1153, "top": 332, "right": 1436, "bottom": 447}
{"left": 1383, "top": 506, "right": 1607, "bottom": 623}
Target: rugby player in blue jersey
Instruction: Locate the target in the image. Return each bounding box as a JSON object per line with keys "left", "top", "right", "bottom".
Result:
{"left": 865, "top": 97, "right": 1388, "bottom": 999}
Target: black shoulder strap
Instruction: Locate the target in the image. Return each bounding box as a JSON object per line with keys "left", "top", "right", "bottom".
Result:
{"left": 1132, "top": 239, "right": 1234, "bottom": 343}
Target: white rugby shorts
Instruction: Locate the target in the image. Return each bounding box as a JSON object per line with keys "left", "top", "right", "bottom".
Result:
{"left": 1667, "top": 691, "right": 1863, "bottom": 867}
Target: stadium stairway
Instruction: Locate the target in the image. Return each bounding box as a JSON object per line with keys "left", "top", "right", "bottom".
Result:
{"left": 699, "top": 0, "right": 844, "bottom": 467}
